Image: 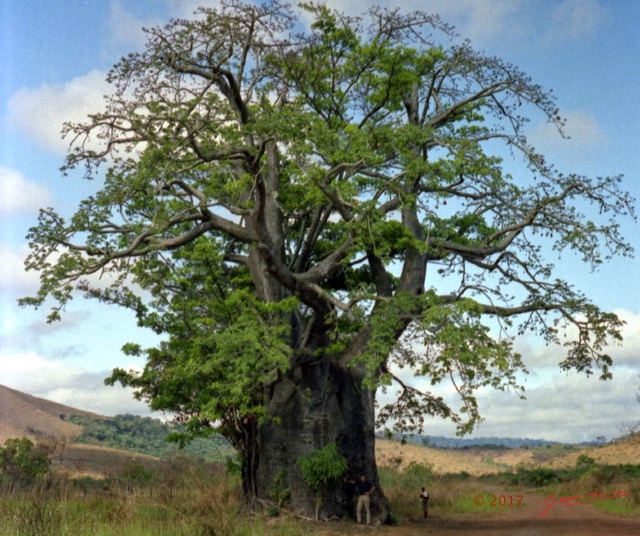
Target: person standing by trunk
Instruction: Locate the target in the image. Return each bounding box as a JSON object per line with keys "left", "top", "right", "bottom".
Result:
{"left": 345, "top": 473, "right": 375, "bottom": 524}
{"left": 420, "top": 486, "right": 430, "bottom": 518}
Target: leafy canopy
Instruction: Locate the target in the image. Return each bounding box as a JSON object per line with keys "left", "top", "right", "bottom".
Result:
{"left": 21, "top": 1, "right": 635, "bottom": 441}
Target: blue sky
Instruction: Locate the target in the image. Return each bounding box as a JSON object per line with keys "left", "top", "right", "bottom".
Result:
{"left": 1, "top": 0, "right": 639, "bottom": 443}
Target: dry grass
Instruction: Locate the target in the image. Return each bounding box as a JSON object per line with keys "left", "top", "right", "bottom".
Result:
{"left": 376, "top": 439, "right": 534, "bottom": 475}
{"left": 50, "top": 443, "right": 163, "bottom": 479}
{"left": 544, "top": 434, "right": 640, "bottom": 469}
{"left": 376, "top": 434, "right": 640, "bottom": 476}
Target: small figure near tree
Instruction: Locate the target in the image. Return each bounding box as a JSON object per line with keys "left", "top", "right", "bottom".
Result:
{"left": 345, "top": 473, "right": 375, "bottom": 524}
{"left": 420, "top": 486, "right": 430, "bottom": 519}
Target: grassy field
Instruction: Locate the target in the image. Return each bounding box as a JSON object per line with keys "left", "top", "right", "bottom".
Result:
{"left": 1, "top": 436, "right": 639, "bottom": 535}
{"left": 0, "top": 463, "right": 495, "bottom": 535}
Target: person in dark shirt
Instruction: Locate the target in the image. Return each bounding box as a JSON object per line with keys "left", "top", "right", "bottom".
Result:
{"left": 345, "top": 473, "right": 375, "bottom": 524}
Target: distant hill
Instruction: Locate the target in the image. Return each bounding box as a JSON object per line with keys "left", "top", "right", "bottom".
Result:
{"left": 68, "top": 413, "right": 234, "bottom": 462}
{"left": 409, "top": 434, "right": 579, "bottom": 449}
{"left": 0, "top": 384, "right": 233, "bottom": 476}
{"left": 0, "top": 384, "right": 102, "bottom": 444}
{"left": 7, "top": 383, "right": 636, "bottom": 482}
{"left": 378, "top": 432, "right": 601, "bottom": 449}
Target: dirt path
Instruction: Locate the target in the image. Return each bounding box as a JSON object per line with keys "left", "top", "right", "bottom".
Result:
{"left": 314, "top": 489, "right": 640, "bottom": 536}
{"left": 385, "top": 489, "right": 640, "bottom": 536}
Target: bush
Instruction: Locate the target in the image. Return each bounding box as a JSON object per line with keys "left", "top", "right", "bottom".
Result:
{"left": 576, "top": 455, "right": 596, "bottom": 470}
{"left": 510, "top": 467, "right": 558, "bottom": 487}
{"left": 109, "top": 458, "right": 155, "bottom": 494}
{"left": 297, "top": 443, "right": 347, "bottom": 520}
{"left": 399, "top": 461, "right": 433, "bottom": 490}
{"left": 0, "top": 438, "right": 51, "bottom": 489}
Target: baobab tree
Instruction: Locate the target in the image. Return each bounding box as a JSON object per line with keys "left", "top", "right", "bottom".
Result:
{"left": 22, "top": 1, "right": 634, "bottom": 520}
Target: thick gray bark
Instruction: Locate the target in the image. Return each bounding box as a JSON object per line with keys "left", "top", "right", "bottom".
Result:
{"left": 242, "top": 124, "right": 393, "bottom": 521}
{"left": 255, "top": 358, "right": 390, "bottom": 522}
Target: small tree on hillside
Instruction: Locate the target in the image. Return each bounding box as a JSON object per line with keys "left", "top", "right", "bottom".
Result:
{"left": 22, "top": 1, "right": 634, "bottom": 519}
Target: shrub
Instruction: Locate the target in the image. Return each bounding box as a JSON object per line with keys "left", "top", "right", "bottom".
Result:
{"left": 0, "top": 438, "right": 51, "bottom": 489}
{"left": 576, "top": 455, "right": 596, "bottom": 470}
{"left": 510, "top": 467, "right": 558, "bottom": 487}
{"left": 399, "top": 461, "right": 433, "bottom": 491}
{"left": 297, "top": 443, "right": 347, "bottom": 520}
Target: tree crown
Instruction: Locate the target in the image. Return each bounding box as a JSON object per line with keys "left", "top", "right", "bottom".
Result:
{"left": 22, "top": 1, "right": 635, "bottom": 439}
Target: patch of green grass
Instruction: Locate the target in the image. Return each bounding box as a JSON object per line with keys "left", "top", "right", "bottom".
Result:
{"left": 448, "top": 492, "right": 525, "bottom": 516}
{"left": 453, "top": 493, "right": 494, "bottom": 514}
{"left": 591, "top": 499, "right": 638, "bottom": 516}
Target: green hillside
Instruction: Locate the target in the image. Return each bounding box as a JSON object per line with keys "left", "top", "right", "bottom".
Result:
{"left": 69, "top": 413, "right": 234, "bottom": 462}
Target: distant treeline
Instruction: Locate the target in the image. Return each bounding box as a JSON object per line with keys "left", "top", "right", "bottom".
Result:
{"left": 69, "top": 414, "right": 234, "bottom": 461}
{"left": 380, "top": 433, "right": 601, "bottom": 449}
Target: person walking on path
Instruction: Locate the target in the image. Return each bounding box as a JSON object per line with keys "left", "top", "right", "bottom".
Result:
{"left": 345, "top": 473, "right": 375, "bottom": 524}
{"left": 420, "top": 486, "right": 430, "bottom": 519}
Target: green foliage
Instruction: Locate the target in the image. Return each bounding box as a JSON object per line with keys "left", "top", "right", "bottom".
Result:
{"left": 510, "top": 467, "right": 559, "bottom": 487}
{"left": 297, "top": 443, "right": 347, "bottom": 519}
{"left": 297, "top": 443, "right": 348, "bottom": 493}
{"left": 0, "top": 438, "right": 51, "bottom": 487}
{"left": 397, "top": 462, "right": 433, "bottom": 491}
{"left": 508, "top": 461, "right": 640, "bottom": 490}
{"left": 103, "top": 249, "right": 297, "bottom": 444}
{"left": 69, "top": 414, "right": 232, "bottom": 461}
{"left": 21, "top": 0, "right": 635, "bottom": 469}
{"left": 576, "top": 454, "right": 596, "bottom": 470}
{"left": 271, "top": 470, "right": 291, "bottom": 509}
{"left": 111, "top": 459, "right": 154, "bottom": 490}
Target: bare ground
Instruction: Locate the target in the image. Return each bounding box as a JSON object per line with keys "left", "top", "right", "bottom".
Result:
{"left": 310, "top": 488, "right": 640, "bottom": 536}
{"left": 397, "top": 491, "right": 640, "bottom": 536}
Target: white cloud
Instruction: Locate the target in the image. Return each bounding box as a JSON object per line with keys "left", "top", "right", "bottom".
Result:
{"left": 420, "top": 366, "right": 638, "bottom": 443}
{"left": 7, "top": 70, "right": 109, "bottom": 155}
{"left": 0, "top": 351, "right": 72, "bottom": 387}
{"left": 542, "top": 0, "right": 611, "bottom": 46}
{"left": 167, "top": 0, "right": 222, "bottom": 18}
{"left": 294, "top": 0, "right": 529, "bottom": 48}
{"left": 108, "top": 0, "right": 160, "bottom": 50}
{"left": 511, "top": 308, "right": 639, "bottom": 373}
{"left": 0, "top": 243, "right": 39, "bottom": 295}
{"left": 383, "top": 307, "right": 640, "bottom": 442}
{"left": 0, "top": 351, "right": 149, "bottom": 417}
{"left": 0, "top": 166, "right": 52, "bottom": 216}
{"left": 528, "top": 110, "right": 608, "bottom": 168}
{"left": 610, "top": 309, "right": 640, "bottom": 365}
{"left": 40, "top": 374, "right": 151, "bottom": 417}
{"left": 107, "top": 0, "right": 223, "bottom": 52}
{"left": 485, "top": 367, "right": 638, "bottom": 442}
{"left": 423, "top": 0, "right": 527, "bottom": 46}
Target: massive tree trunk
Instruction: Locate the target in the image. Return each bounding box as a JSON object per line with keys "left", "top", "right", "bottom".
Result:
{"left": 255, "top": 356, "right": 390, "bottom": 522}
{"left": 241, "top": 134, "right": 393, "bottom": 519}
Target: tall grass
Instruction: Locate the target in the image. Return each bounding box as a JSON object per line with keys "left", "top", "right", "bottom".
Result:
{"left": 0, "top": 456, "right": 239, "bottom": 535}
{"left": 379, "top": 462, "right": 486, "bottom": 521}
{"left": 0, "top": 456, "right": 328, "bottom": 536}
{"left": 1, "top": 455, "right": 638, "bottom": 534}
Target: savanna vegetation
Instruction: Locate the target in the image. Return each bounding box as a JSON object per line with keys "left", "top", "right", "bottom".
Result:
{"left": 1, "top": 437, "right": 638, "bottom": 535}
{"left": 69, "top": 413, "right": 233, "bottom": 461}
